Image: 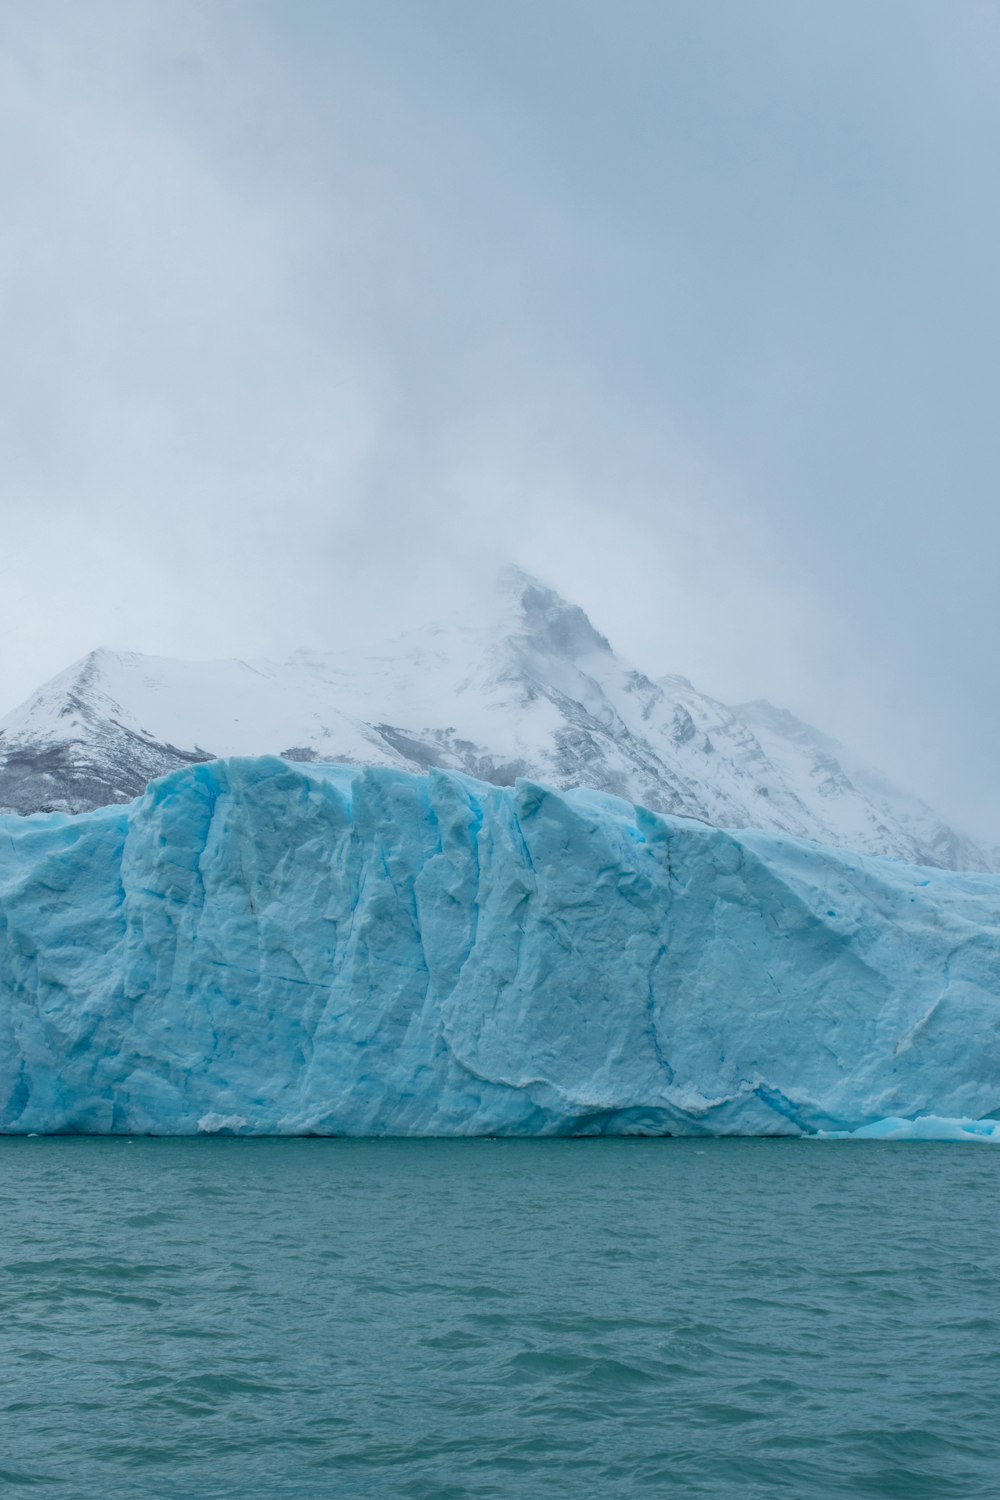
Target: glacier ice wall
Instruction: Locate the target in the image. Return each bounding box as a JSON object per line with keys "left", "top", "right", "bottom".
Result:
{"left": 1, "top": 757, "right": 998, "bottom": 1136}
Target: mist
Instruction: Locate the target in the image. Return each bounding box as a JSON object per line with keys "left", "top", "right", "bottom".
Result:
{"left": 1, "top": 0, "right": 998, "bottom": 838}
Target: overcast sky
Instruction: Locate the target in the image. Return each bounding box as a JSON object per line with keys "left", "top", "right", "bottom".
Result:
{"left": 1, "top": 0, "right": 998, "bottom": 838}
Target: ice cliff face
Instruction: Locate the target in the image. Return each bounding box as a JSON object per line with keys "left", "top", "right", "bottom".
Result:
{"left": 0, "top": 568, "right": 989, "bottom": 870}
{"left": 1, "top": 757, "right": 997, "bottom": 1137}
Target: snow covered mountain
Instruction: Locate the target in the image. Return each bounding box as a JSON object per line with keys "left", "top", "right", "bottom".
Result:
{"left": 0, "top": 566, "right": 990, "bottom": 869}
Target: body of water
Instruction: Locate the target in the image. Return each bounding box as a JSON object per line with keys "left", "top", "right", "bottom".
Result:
{"left": 1, "top": 1137, "right": 998, "bottom": 1498}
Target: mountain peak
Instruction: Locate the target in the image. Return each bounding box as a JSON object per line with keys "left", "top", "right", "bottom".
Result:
{"left": 0, "top": 572, "right": 992, "bottom": 870}
{"left": 497, "top": 565, "right": 612, "bottom": 660}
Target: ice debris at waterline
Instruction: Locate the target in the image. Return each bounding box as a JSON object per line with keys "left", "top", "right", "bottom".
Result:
{"left": 821, "top": 1116, "right": 1000, "bottom": 1142}
{"left": 1, "top": 757, "right": 999, "bottom": 1138}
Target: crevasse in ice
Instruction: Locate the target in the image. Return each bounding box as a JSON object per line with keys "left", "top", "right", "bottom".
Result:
{"left": 1, "top": 757, "right": 998, "bottom": 1137}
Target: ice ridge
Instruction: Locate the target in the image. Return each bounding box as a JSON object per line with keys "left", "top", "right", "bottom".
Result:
{"left": 1, "top": 757, "right": 998, "bottom": 1137}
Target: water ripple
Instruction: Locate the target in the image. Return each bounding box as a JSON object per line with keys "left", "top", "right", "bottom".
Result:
{"left": 0, "top": 1137, "right": 998, "bottom": 1497}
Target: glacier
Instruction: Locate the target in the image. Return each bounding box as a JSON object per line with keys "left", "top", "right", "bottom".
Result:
{"left": 1, "top": 755, "right": 998, "bottom": 1138}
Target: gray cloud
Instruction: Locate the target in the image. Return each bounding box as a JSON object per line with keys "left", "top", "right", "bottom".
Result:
{"left": 1, "top": 0, "right": 998, "bottom": 837}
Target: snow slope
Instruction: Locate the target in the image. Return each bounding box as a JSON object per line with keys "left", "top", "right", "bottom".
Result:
{"left": 1, "top": 757, "right": 998, "bottom": 1136}
{"left": 0, "top": 567, "right": 988, "bottom": 869}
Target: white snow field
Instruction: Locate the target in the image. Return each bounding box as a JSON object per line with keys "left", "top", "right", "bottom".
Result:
{"left": 1, "top": 756, "right": 997, "bottom": 1137}
{"left": 0, "top": 568, "right": 990, "bottom": 870}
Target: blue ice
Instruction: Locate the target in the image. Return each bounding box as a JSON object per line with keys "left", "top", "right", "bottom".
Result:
{"left": 1, "top": 757, "right": 998, "bottom": 1137}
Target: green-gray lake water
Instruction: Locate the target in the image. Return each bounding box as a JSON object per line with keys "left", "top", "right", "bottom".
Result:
{"left": 1, "top": 1138, "right": 998, "bottom": 1498}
